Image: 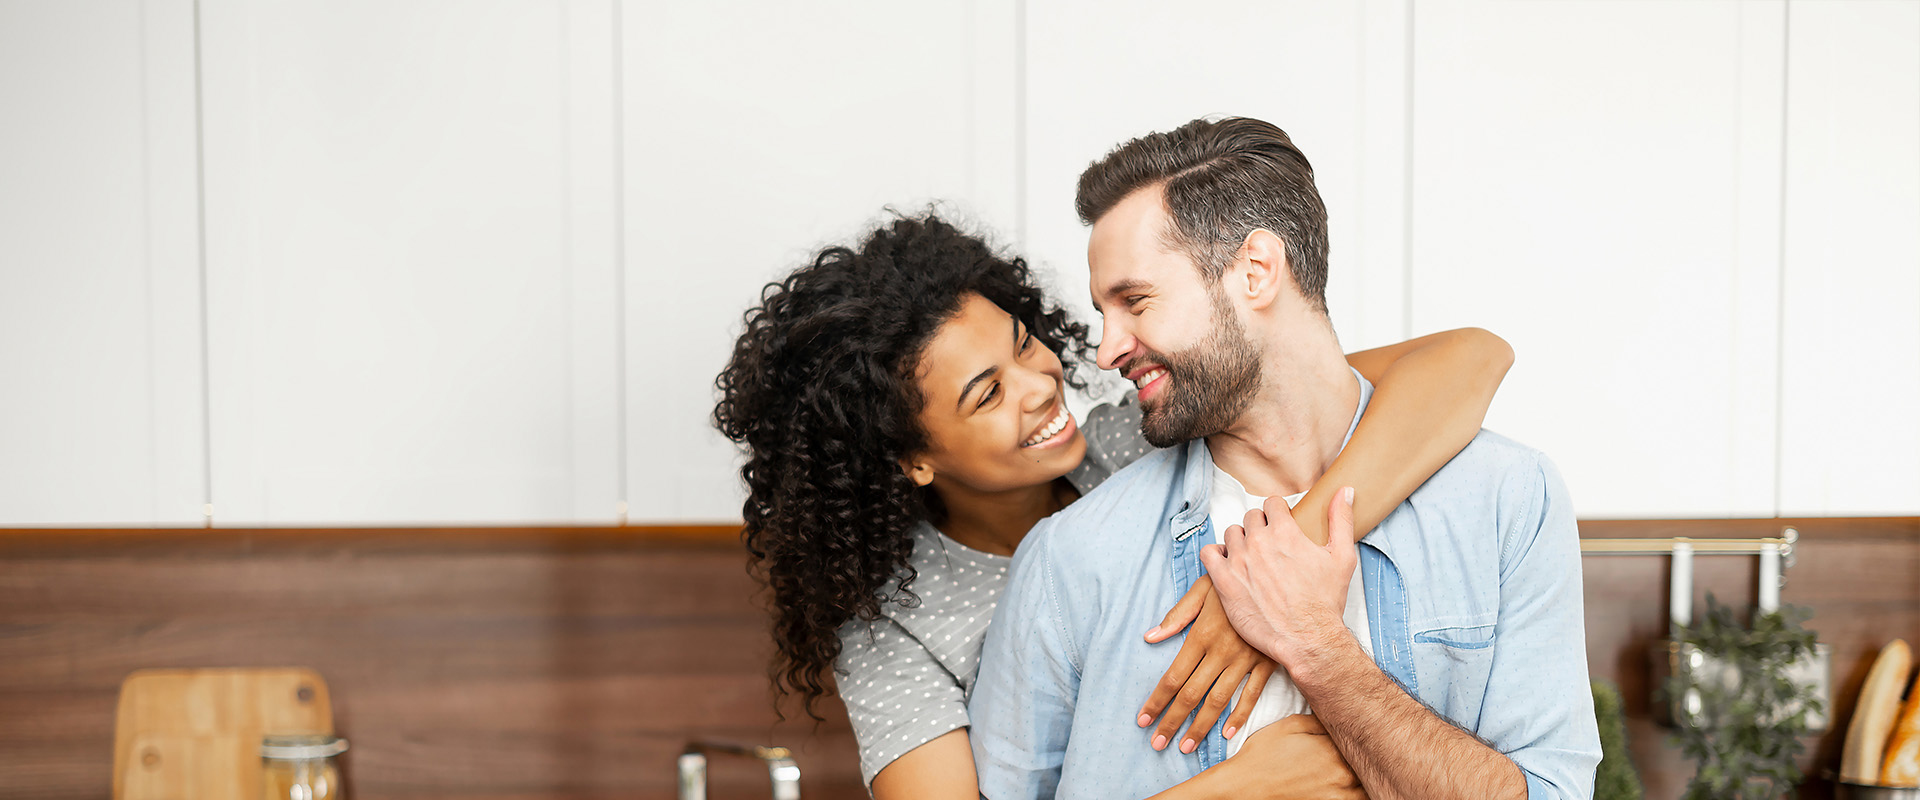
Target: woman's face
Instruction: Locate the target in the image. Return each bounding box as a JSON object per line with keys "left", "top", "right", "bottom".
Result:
{"left": 904, "top": 293, "right": 1087, "bottom": 496}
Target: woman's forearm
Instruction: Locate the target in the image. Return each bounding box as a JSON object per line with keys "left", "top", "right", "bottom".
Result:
{"left": 1143, "top": 763, "right": 1229, "bottom": 799}
{"left": 1141, "top": 715, "right": 1366, "bottom": 800}
{"left": 1294, "top": 328, "right": 1513, "bottom": 544}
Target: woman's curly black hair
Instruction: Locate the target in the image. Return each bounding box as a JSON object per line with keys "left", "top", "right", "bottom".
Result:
{"left": 712, "top": 213, "right": 1096, "bottom": 720}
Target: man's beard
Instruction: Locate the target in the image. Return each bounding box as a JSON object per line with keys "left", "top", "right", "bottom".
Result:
{"left": 1136, "top": 287, "right": 1263, "bottom": 448}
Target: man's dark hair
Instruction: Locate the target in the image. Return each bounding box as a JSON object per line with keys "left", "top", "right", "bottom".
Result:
{"left": 1075, "top": 116, "right": 1329, "bottom": 313}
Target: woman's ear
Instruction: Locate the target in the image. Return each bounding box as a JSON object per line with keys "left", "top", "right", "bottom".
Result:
{"left": 900, "top": 458, "right": 935, "bottom": 487}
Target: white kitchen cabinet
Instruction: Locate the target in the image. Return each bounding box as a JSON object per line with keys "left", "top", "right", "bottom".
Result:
{"left": 5, "top": 0, "right": 1915, "bottom": 527}
{"left": 1408, "top": 0, "right": 1787, "bottom": 518}
{"left": 1021, "top": 0, "right": 1414, "bottom": 358}
{"left": 620, "top": 0, "right": 1021, "bottom": 521}
{"left": 197, "top": 0, "right": 622, "bottom": 524}
{"left": 0, "top": 0, "right": 205, "bottom": 526}
{"left": 1778, "top": 1, "right": 1920, "bottom": 516}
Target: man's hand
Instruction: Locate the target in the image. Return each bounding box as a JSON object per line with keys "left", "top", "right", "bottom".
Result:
{"left": 1137, "top": 575, "right": 1278, "bottom": 753}
{"left": 1206, "top": 484, "right": 1535, "bottom": 800}
{"left": 1143, "top": 714, "right": 1369, "bottom": 800}
{"left": 1199, "top": 487, "right": 1359, "bottom": 672}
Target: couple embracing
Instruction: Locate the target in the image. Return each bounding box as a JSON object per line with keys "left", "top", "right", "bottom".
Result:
{"left": 714, "top": 116, "right": 1601, "bottom": 800}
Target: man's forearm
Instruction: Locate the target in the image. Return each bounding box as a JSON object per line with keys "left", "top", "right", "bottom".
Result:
{"left": 1291, "top": 631, "right": 1527, "bottom": 800}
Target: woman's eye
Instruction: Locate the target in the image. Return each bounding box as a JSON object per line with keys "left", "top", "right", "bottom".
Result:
{"left": 979, "top": 384, "right": 999, "bottom": 407}
{"left": 1021, "top": 333, "right": 1035, "bottom": 351}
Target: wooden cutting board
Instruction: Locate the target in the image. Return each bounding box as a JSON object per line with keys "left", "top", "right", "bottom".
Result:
{"left": 113, "top": 668, "right": 334, "bottom": 800}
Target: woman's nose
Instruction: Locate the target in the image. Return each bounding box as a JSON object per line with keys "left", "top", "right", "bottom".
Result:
{"left": 1017, "top": 365, "right": 1057, "bottom": 413}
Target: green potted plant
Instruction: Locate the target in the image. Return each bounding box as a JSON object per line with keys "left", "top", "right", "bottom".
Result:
{"left": 1664, "top": 593, "right": 1825, "bottom": 800}
{"left": 1592, "top": 679, "right": 1645, "bottom": 800}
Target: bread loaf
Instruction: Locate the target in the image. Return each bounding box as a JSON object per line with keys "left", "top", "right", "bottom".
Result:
{"left": 1842, "top": 639, "right": 1912, "bottom": 784}
{"left": 1881, "top": 669, "right": 1920, "bottom": 787}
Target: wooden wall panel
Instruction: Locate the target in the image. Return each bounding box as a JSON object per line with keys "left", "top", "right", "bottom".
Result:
{"left": 1, "top": 520, "right": 1914, "bottom": 799}
{"left": 0, "top": 528, "right": 864, "bottom": 800}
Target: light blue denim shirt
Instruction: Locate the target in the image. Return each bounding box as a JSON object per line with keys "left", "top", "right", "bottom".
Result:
{"left": 968, "top": 373, "right": 1600, "bottom": 800}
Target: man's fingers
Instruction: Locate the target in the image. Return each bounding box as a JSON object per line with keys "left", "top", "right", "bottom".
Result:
{"left": 1222, "top": 660, "right": 1273, "bottom": 738}
{"left": 1200, "top": 542, "right": 1228, "bottom": 571}
{"left": 1146, "top": 574, "right": 1212, "bottom": 643}
{"left": 1261, "top": 494, "right": 1292, "bottom": 531}
{"left": 1328, "top": 486, "right": 1358, "bottom": 557}
{"left": 1199, "top": 545, "right": 1242, "bottom": 603}
{"left": 1223, "top": 522, "right": 1248, "bottom": 557}
{"left": 1258, "top": 495, "right": 1311, "bottom": 552}
{"left": 1241, "top": 506, "right": 1268, "bottom": 535}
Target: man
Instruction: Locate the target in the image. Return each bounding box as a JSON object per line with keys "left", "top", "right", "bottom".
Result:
{"left": 967, "top": 117, "right": 1600, "bottom": 800}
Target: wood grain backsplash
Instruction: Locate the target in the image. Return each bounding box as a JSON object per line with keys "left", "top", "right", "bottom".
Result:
{"left": 1, "top": 519, "right": 1914, "bottom": 800}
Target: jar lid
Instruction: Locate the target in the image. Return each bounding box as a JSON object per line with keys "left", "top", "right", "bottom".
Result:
{"left": 260, "top": 733, "right": 348, "bottom": 760}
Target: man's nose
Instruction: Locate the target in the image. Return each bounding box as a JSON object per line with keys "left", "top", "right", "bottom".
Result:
{"left": 1096, "top": 318, "right": 1132, "bottom": 372}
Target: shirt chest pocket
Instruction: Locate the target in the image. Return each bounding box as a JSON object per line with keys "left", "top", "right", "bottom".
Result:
{"left": 1414, "top": 624, "right": 1496, "bottom": 651}
{"left": 1410, "top": 621, "right": 1498, "bottom": 729}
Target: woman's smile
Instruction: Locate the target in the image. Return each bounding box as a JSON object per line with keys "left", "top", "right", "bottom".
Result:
{"left": 1022, "top": 403, "right": 1078, "bottom": 449}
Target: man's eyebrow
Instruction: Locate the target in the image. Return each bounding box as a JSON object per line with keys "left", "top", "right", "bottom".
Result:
{"left": 1093, "top": 279, "right": 1154, "bottom": 309}
{"left": 957, "top": 366, "right": 999, "bottom": 411}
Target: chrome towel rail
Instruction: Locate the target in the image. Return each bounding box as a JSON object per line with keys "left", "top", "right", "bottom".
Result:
{"left": 1578, "top": 527, "right": 1799, "bottom": 621}
{"left": 1579, "top": 528, "right": 1797, "bottom": 557}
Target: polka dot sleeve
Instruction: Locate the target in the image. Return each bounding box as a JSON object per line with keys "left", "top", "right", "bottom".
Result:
{"left": 1077, "top": 390, "right": 1156, "bottom": 482}
{"left": 834, "top": 614, "right": 972, "bottom": 789}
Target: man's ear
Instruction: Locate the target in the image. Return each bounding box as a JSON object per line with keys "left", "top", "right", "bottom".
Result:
{"left": 900, "top": 458, "right": 935, "bottom": 487}
{"left": 1237, "top": 228, "right": 1292, "bottom": 311}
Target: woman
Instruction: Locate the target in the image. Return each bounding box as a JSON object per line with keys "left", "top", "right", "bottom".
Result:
{"left": 712, "top": 214, "right": 1511, "bottom": 799}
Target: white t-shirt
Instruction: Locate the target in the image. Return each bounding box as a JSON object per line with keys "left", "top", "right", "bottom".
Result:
{"left": 1207, "top": 464, "right": 1373, "bottom": 758}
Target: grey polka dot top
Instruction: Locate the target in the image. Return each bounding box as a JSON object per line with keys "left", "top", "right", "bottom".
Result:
{"left": 833, "top": 392, "right": 1152, "bottom": 788}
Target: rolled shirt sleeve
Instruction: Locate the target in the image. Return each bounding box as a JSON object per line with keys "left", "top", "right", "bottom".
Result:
{"left": 1481, "top": 453, "right": 1603, "bottom": 799}
{"left": 835, "top": 614, "right": 973, "bottom": 788}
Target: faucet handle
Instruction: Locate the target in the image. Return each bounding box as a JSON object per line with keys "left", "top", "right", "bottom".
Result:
{"left": 678, "top": 740, "right": 801, "bottom": 800}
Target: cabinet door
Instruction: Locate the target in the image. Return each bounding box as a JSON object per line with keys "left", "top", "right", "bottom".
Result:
{"left": 0, "top": 0, "right": 204, "bottom": 526}
{"left": 1779, "top": 1, "right": 1920, "bottom": 516}
{"left": 1408, "top": 0, "right": 1786, "bottom": 518}
{"left": 622, "top": 1, "right": 1018, "bottom": 521}
{"left": 199, "top": 0, "right": 621, "bottom": 524}
{"left": 1021, "top": 0, "right": 1411, "bottom": 356}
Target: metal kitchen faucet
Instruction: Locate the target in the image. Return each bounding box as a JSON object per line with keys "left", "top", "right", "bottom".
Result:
{"left": 677, "top": 740, "right": 801, "bottom": 800}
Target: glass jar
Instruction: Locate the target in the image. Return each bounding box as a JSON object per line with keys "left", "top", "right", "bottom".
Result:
{"left": 260, "top": 733, "right": 348, "bottom": 800}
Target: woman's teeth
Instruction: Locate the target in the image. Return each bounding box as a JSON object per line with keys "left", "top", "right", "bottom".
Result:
{"left": 1134, "top": 367, "right": 1168, "bottom": 389}
{"left": 1023, "top": 406, "right": 1072, "bottom": 447}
